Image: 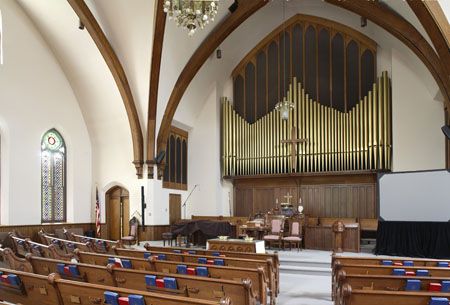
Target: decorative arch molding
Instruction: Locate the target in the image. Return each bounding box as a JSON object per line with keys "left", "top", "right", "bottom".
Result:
{"left": 67, "top": 0, "right": 144, "bottom": 178}
{"left": 156, "top": 0, "right": 268, "bottom": 178}
{"left": 232, "top": 14, "right": 378, "bottom": 122}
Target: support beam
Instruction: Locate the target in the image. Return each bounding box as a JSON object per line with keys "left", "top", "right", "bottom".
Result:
{"left": 325, "top": 0, "right": 450, "bottom": 110}
{"left": 156, "top": 0, "right": 268, "bottom": 178}
{"left": 67, "top": 0, "right": 144, "bottom": 178}
{"left": 407, "top": 0, "right": 450, "bottom": 87}
{"left": 147, "top": 0, "right": 166, "bottom": 179}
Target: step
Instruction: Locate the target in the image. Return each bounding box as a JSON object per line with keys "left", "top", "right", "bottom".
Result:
{"left": 279, "top": 257, "right": 330, "bottom": 269}
{"left": 279, "top": 265, "right": 331, "bottom": 276}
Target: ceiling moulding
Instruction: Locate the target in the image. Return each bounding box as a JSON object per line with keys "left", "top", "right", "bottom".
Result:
{"left": 67, "top": 0, "right": 144, "bottom": 178}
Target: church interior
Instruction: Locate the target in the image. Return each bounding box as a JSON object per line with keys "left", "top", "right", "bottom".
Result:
{"left": 0, "top": 0, "right": 450, "bottom": 304}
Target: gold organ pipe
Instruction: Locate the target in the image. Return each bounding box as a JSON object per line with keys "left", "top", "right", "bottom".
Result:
{"left": 368, "top": 91, "right": 373, "bottom": 169}
{"left": 378, "top": 76, "right": 383, "bottom": 170}
{"left": 372, "top": 83, "right": 378, "bottom": 170}
{"left": 385, "top": 72, "right": 391, "bottom": 170}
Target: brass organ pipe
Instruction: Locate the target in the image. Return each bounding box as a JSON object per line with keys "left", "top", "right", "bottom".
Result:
{"left": 363, "top": 96, "right": 367, "bottom": 170}
{"left": 385, "top": 72, "right": 391, "bottom": 170}
{"left": 372, "top": 83, "right": 378, "bottom": 170}
{"left": 378, "top": 76, "right": 383, "bottom": 170}
{"left": 368, "top": 91, "right": 373, "bottom": 169}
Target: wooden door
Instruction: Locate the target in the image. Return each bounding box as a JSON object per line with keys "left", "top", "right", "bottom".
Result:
{"left": 169, "top": 194, "right": 181, "bottom": 224}
{"left": 106, "top": 186, "right": 129, "bottom": 240}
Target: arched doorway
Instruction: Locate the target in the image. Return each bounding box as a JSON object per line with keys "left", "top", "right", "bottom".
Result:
{"left": 105, "top": 186, "right": 129, "bottom": 240}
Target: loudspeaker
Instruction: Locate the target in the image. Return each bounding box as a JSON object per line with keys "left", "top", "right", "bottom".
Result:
{"left": 229, "top": 0, "right": 238, "bottom": 13}
{"left": 154, "top": 150, "right": 166, "bottom": 164}
{"left": 442, "top": 125, "right": 450, "bottom": 140}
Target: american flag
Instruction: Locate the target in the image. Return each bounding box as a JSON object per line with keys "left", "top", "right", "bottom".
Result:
{"left": 95, "top": 188, "right": 101, "bottom": 237}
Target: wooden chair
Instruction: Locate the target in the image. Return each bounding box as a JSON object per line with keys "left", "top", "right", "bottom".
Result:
{"left": 121, "top": 217, "right": 138, "bottom": 246}
{"left": 283, "top": 219, "right": 302, "bottom": 251}
{"left": 263, "top": 218, "right": 284, "bottom": 249}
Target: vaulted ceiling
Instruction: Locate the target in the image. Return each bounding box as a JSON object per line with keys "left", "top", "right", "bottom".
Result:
{"left": 16, "top": 0, "right": 450, "bottom": 177}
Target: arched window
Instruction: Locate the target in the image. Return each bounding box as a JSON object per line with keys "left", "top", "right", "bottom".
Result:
{"left": 41, "top": 129, "right": 66, "bottom": 223}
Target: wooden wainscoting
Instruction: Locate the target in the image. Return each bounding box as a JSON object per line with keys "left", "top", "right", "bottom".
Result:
{"left": 138, "top": 225, "right": 171, "bottom": 241}
{"left": 233, "top": 173, "right": 377, "bottom": 218}
{"left": 0, "top": 223, "right": 96, "bottom": 242}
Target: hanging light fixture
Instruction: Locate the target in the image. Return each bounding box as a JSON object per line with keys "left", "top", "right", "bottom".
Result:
{"left": 275, "top": 0, "right": 294, "bottom": 121}
{"left": 163, "top": 0, "right": 219, "bottom": 36}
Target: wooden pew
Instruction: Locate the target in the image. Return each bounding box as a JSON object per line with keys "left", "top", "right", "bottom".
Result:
{"left": 66, "top": 229, "right": 123, "bottom": 253}
{"left": 75, "top": 250, "right": 269, "bottom": 305}
{"left": 336, "top": 271, "right": 450, "bottom": 304}
{"left": 339, "top": 283, "right": 450, "bottom": 305}
{"left": 53, "top": 274, "right": 232, "bottom": 305}
{"left": 0, "top": 267, "right": 61, "bottom": 305}
{"left": 9, "top": 235, "right": 73, "bottom": 261}
{"left": 114, "top": 246, "right": 276, "bottom": 298}
{"left": 39, "top": 231, "right": 93, "bottom": 254}
{"left": 3, "top": 249, "right": 257, "bottom": 305}
{"left": 144, "top": 243, "right": 280, "bottom": 294}
{"left": 333, "top": 262, "right": 450, "bottom": 301}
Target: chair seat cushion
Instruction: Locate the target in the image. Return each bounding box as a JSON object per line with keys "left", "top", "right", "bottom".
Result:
{"left": 263, "top": 235, "right": 281, "bottom": 240}
{"left": 121, "top": 236, "right": 135, "bottom": 240}
{"left": 283, "top": 236, "right": 301, "bottom": 241}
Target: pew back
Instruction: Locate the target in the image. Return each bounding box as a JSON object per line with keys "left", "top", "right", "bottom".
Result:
{"left": 0, "top": 267, "right": 61, "bottom": 305}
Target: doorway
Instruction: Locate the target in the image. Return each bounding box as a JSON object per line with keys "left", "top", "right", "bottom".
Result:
{"left": 105, "top": 186, "right": 129, "bottom": 240}
{"left": 169, "top": 194, "right": 182, "bottom": 224}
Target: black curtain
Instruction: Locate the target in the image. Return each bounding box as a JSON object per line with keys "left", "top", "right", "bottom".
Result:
{"left": 375, "top": 221, "right": 450, "bottom": 259}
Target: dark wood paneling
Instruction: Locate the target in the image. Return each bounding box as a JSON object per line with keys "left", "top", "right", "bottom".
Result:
{"left": 176, "top": 137, "right": 181, "bottom": 184}
{"left": 361, "top": 49, "right": 375, "bottom": 99}
{"left": 245, "top": 63, "right": 256, "bottom": 123}
{"left": 268, "top": 42, "right": 279, "bottom": 110}
{"left": 235, "top": 188, "right": 254, "bottom": 217}
{"left": 256, "top": 51, "right": 267, "bottom": 119}
{"left": 169, "top": 135, "right": 176, "bottom": 183}
{"left": 305, "top": 26, "right": 317, "bottom": 101}
{"left": 182, "top": 140, "right": 187, "bottom": 184}
{"left": 233, "top": 75, "right": 245, "bottom": 118}
{"left": 233, "top": 173, "right": 377, "bottom": 219}
{"left": 0, "top": 223, "right": 96, "bottom": 243}
{"left": 332, "top": 34, "right": 345, "bottom": 111}
{"left": 138, "top": 225, "right": 171, "bottom": 241}
{"left": 280, "top": 31, "right": 291, "bottom": 97}
{"left": 346, "top": 40, "right": 360, "bottom": 110}
{"left": 318, "top": 28, "right": 331, "bottom": 106}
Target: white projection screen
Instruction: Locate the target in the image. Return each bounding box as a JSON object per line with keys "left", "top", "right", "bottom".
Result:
{"left": 379, "top": 170, "right": 450, "bottom": 221}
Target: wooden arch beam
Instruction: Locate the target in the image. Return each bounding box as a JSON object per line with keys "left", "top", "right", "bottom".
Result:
{"left": 67, "top": 0, "right": 144, "bottom": 178}
{"left": 147, "top": 0, "right": 166, "bottom": 179}
{"left": 156, "top": 0, "right": 268, "bottom": 177}
{"left": 325, "top": 0, "right": 450, "bottom": 109}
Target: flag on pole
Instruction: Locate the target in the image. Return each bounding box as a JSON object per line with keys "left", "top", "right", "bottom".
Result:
{"left": 95, "top": 188, "right": 101, "bottom": 237}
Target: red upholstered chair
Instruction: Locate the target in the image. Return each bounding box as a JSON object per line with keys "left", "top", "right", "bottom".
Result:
{"left": 283, "top": 220, "right": 302, "bottom": 251}
{"left": 121, "top": 217, "right": 138, "bottom": 246}
{"left": 263, "top": 218, "right": 284, "bottom": 249}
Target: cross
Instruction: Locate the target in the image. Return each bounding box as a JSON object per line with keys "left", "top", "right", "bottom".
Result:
{"left": 281, "top": 126, "right": 308, "bottom": 172}
{"left": 284, "top": 192, "right": 293, "bottom": 205}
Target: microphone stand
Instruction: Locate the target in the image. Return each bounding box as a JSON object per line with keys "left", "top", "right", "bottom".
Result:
{"left": 182, "top": 184, "right": 198, "bottom": 219}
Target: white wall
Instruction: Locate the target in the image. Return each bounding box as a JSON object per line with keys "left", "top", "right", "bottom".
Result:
{"left": 0, "top": 0, "right": 92, "bottom": 225}
{"left": 380, "top": 170, "right": 450, "bottom": 221}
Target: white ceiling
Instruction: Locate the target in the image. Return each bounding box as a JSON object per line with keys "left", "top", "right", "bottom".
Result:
{"left": 15, "top": 0, "right": 449, "bottom": 158}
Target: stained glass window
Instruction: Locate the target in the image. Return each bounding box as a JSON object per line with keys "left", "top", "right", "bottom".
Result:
{"left": 41, "top": 129, "right": 66, "bottom": 223}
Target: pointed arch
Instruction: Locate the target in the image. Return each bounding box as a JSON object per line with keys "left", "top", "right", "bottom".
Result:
{"left": 41, "top": 128, "right": 66, "bottom": 223}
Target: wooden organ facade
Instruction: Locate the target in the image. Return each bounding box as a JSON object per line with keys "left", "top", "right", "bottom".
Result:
{"left": 163, "top": 126, "right": 188, "bottom": 190}
{"left": 221, "top": 15, "right": 390, "bottom": 221}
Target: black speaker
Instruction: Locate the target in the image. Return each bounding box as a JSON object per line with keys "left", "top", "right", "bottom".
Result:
{"left": 229, "top": 0, "right": 238, "bottom": 13}
{"left": 154, "top": 150, "right": 166, "bottom": 164}
{"left": 442, "top": 125, "right": 450, "bottom": 140}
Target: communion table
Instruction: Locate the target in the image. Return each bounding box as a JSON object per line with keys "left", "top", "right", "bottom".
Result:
{"left": 206, "top": 238, "right": 266, "bottom": 253}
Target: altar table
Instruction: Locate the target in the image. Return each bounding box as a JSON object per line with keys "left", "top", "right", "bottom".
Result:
{"left": 207, "top": 238, "right": 266, "bottom": 253}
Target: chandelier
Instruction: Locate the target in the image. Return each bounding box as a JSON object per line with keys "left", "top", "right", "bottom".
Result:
{"left": 163, "top": 1, "right": 219, "bottom": 36}
{"left": 275, "top": 98, "right": 295, "bottom": 121}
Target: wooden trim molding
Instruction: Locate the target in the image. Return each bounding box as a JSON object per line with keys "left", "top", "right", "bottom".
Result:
{"left": 67, "top": 0, "right": 144, "bottom": 178}
{"left": 232, "top": 13, "right": 377, "bottom": 77}
{"left": 147, "top": 0, "right": 167, "bottom": 179}
{"left": 324, "top": 0, "right": 450, "bottom": 109}
{"left": 406, "top": 0, "right": 450, "bottom": 98}
{"left": 156, "top": 0, "right": 268, "bottom": 178}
